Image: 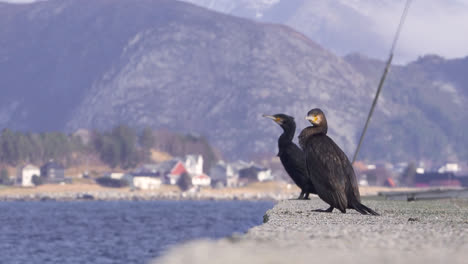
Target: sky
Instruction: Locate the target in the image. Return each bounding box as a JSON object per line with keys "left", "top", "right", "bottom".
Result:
{"left": 354, "top": 0, "right": 468, "bottom": 62}
{"left": 0, "top": 0, "right": 38, "bottom": 3}
{"left": 1, "top": 0, "right": 468, "bottom": 62}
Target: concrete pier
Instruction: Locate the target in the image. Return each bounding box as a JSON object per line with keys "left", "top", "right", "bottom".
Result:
{"left": 154, "top": 198, "right": 468, "bottom": 264}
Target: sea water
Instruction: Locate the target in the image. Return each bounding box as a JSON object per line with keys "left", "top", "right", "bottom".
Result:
{"left": 0, "top": 200, "right": 274, "bottom": 263}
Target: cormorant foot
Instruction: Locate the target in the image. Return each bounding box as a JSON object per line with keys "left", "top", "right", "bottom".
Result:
{"left": 312, "top": 206, "right": 333, "bottom": 213}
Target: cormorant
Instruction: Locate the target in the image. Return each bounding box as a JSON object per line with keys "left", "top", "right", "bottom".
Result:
{"left": 298, "top": 108, "right": 379, "bottom": 215}
{"left": 263, "top": 114, "right": 316, "bottom": 199}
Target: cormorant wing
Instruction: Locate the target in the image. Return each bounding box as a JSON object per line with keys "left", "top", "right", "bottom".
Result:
{"left": 280, "top": 143, "right": 309, "bottom": 186}
{"left": 330, "top": 137, "right": 361, "bottom": 201}
{"left": 304, "top": 135, "right": 348, "bottom": 209}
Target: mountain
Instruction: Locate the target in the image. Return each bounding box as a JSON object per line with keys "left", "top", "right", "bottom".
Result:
{"left": 0, "top": 0, "right": 467, "bottom": 164}
{"left": 0, "top": 0, "right": 373, "bottom": 160}
{"left": 181, "top": 0, "right": 387, "bottom": 60}
{"left": 180, "top": 0, "right": 468, "bottom": 64}
{"left": 345, "top": 54, "right": 468, "bottom": 163}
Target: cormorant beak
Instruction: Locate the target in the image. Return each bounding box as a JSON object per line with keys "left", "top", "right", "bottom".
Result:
{"left": 306, "top": 115, "right": 318, "bottom": 124}
{"left": 263, "top": 114, "right": 281, "bottom": 124}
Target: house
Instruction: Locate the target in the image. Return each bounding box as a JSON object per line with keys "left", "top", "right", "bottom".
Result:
{"left": 438, "top": 163, "right": 460, "bottom": 173}
{"left": 133, "top": 176, "right": 162, "bottom": 190}
{"left": 414, "top": 172, "right": 461, "bottom": 187}
{"left": 210, "top": 161, "right": 239, "bottom": 188}
{"left": 256, "top": 167, "right": 273, "bottom": 182}
{"left": 360, "top": 166, "right": 395, "bottom": 186}
{"left": 139, "top": 160, "right": 188, "bottom": 185}
{"left": 107, "top": 172, "right": 125, "bottom": 180}
{"left": 238, "top": 163, "right": 273, "bottom": 185}
{"left": 166, "top": 161, "right": 188, "bottom": 185}
{"left": 18, "top": 164, "right": 40, "bottom": 187}
{"left": 192, "top": 173, "right": 211, "bottom": 187}
{"left": 40, "top": 160, "right": 65, "bottom": 183}
{"left": 183, "top": 155, "right": 203, "bottom": 176}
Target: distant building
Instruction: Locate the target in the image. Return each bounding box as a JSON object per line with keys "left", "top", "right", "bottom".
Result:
{"left": 183, "top": 155, "right": 203, "bottom": 176}
{"left": 228, "top": 160, "right": 253, "bottom": 186}
{"left": 192, "top": 173, "right": 211, "bottom": 187}
{"left": 18, "top": 164, "right": 40, "bottom": 187}
{"left": 166, "top": 161, "right": 188, "bottom": 185}
{"left": 210, "top": 161, "right": 238, "bottom": 188}
{"left": 414, "top": 172, "right": 461, "bottom": 187}
{"left": 107, "top": 172, "right": 125, "bottom": 180}
{"left": 256, "top": 168, "right": 273, "bottom": 182}
{"left": 40, "top": 160, "right": 65, "bottom": 183}
{"left": 438, "top": 163, "right": 459, "bottom": 173}
{"left": 238, "top": 164, "right": 273, "bottom": 185}
{"left": 133, "top": 176, "right": 162, "bottom": 190}
{"left": 135, "top": 160, "right": 187, "bottom": 185}
{"left": 361, "top": 166, "right": 395, "bottom": 186}
{"left": 102, "top": 172, "right": 134, "bottom": 185}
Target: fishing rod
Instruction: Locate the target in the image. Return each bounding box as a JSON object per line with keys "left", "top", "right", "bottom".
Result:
{"left": 351, "top": 0, "right": 412, "bottom": 164}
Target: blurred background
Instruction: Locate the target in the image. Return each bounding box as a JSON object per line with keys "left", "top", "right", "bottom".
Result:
{"left": 1, "top": 0, "right": 467, "bottom": 189}
{"left": 1, "top": 0, "right": 468, "bottom": 263}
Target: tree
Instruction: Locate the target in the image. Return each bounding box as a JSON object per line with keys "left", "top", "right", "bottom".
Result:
{"left": 32, "top": 175, "right": 43, "bottom": 186}
{"left": 401, "top": 162, "right": 417, "bottom": 187}
{"left": 95, "top": 177, "right": 129, "bottom": 188}
{"left": 0, "top": 168, "right": 10, "bottom": 185}
{"left": 139, "top": 127, "right": 155, "bottom": 150}
{"left": 1, "top": 128, "right": 19, "bottom": 165}
{"left": 177, "top": 173, "right": 193, "bottom": 191}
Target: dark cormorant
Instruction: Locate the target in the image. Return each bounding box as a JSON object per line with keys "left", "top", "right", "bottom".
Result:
{"left": 263, "top": 114, "right": 316, "bottom": 199}
{"left": 298, "top": 108, "right": 379, "bottom": 215}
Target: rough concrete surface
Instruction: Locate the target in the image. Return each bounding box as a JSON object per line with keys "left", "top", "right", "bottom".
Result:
{"left": 153, "top": 198, "right": 468, "bottom": 264}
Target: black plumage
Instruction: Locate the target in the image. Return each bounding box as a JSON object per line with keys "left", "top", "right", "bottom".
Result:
{"left": 298, "top": 108, "right": 379, "bottom": 215}
{"left": 263, "top": 114, "right": 316, "bottom": 199}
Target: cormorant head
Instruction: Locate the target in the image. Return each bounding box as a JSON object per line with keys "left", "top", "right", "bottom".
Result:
{"left": 263, "top": 113, "right": 296, "bottom": 131}
{"left": 305, "top": 108, "right": 327, "bottom": 128}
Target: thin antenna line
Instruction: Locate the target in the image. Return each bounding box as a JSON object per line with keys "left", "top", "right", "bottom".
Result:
{"left": 352, "top": 0, "right": 412, "bottom": 164}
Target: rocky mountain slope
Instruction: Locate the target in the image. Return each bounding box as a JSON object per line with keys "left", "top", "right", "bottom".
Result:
{"left": 345, "top": 54, "right": 468, "bottom": 163}
{"left": 181, "top": 0, "right": 468, "bottom": 64}
{"left": 181, "top": 0, "right": 387, "bottom": 60}
{"left": 0, "top": 0, "right": 467, "bottom": 163}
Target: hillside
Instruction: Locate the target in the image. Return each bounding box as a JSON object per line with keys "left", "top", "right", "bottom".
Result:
{"left": 0, "top": 0, "right": 374, "bottom": 160}
{"left": 181, "top": 0, "right": 468, "bottom": 64}
{"left": 345, "top": 54, "right": 468, "bottom": 163}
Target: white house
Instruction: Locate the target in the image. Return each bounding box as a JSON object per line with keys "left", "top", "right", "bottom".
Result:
{"left": 133, "top": 176, "right": 162, "bottom": 190}
{"left": 108, "top": 172, "right": 125, "bottom": 179}
{"left": 183, "top": 155, "right": 203, "bottom": 176}
{"left": 103, "top": 172, "right": 133, "bottom": 185}
{"left": 192, "top": 173, "right": 211, "bottom": 187}
{"left": 19, "top": 164, "right": 40, "bottom": 187}
{"left": 438, "top": 163, "right": 459, "bottom": 173}
{"left": 257, "top": 168, "right": 273, "bottom": 182}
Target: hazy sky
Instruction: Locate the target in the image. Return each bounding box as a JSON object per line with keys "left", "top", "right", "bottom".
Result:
{"left": 358, "top": 0, "right": 468, "bottom": 62}
{"left": 2, "top": 0, "right": 468, "bottom": 62}
{"left": 0, "top": 0, "right": 38, "bottom": 3}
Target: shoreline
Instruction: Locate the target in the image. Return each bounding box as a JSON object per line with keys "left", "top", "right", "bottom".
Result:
{"left": 0, "top": 183, "right": 401, "bottom": 202}
{"left": 0, "top": 190, "right": 290, "bottom": 202}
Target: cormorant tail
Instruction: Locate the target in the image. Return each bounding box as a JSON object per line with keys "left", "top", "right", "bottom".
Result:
{"left": 351, "top": 201, "right": 380, "bottom": 216}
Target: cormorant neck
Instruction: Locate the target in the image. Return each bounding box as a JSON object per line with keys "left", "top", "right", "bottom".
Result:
{"left": 278, "top": 123, "right": 295, "bottom": 153}
{"left": 298, "top": 125, "right": 327, "bottom": 147}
